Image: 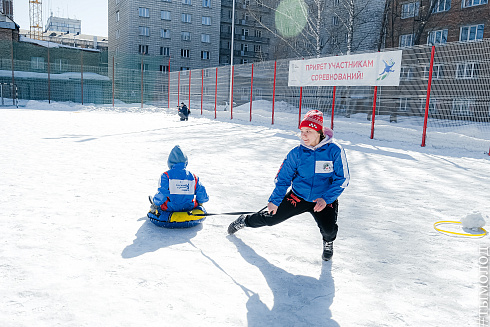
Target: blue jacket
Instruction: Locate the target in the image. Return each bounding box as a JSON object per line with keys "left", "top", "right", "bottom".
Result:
{"left": 153, "top": 146, "right": 209, "bottom": 212}
{"left": 268, "top": 134, "right": 350, "bottom": 206}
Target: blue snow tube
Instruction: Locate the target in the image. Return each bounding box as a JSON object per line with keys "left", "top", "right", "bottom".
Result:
{"left": 147, "top": 206, "right": 206, "bottom": 229}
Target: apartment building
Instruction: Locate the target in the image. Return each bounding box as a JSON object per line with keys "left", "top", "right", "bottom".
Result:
{"left": 0, "top": 0, "right": 13, "bottom": 21}
{"left": 45, "top": 14, "right": 82, "bottom": 35}
{"left": 219, "top": 0, "right": 272, "bottom": 64}
{"left": 385, "top": 0, "right": 489, "bottom": 48}
{"left": 109, "top": 0, "right": 221, "bottom": 71}
{"left": 380, "top": 0, "right": 490, "bottom": 122}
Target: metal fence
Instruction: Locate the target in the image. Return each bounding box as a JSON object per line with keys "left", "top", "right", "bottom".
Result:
{"left": 1, "top": 38, "right": 489, "bottom": 151}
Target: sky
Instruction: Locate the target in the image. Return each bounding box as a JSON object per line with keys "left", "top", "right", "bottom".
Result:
{"left": 1, "top": 100, "right": 489, "bottom": 326}
{"left": 13, "top": 0, "right": 108, "bottom": 36}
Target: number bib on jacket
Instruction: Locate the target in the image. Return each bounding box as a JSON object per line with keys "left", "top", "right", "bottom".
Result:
{"left": 169, "top": 179, "right": 196, "bottom": 195}
{"left": 315, "top": 161, "right": 334, "bottom": 174}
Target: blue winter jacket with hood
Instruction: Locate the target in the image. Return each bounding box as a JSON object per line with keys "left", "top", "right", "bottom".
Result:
{"left": 268, "top": 128, "right": 350, "bottom": 206}
{"left": 153, "top": 145, "right": 209, "bottom": 212}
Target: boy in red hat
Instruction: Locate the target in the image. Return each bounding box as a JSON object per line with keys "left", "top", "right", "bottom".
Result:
{"left": 228, "top": 110, "right": 350, "bottom": 261}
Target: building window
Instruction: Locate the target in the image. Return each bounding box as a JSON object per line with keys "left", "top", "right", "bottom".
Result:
{"left": 460, "top": 24, "right": 484, "bottom": 42}
{"left": 181, "top": 31, "right": 191, "bottom": 41}
{"left": 427, "top": 29, "right": 448, "bottom": 45}
{"left": 399, "top": 98, "right": 409, "bottom": 112}
{"left": 162, "top": 0, "right": 171, "bottom": 2}
{"left": 333, "top": 0, "right": 339, "bottom": 5}
{"left": 242, "top": 28, "right": 249, "bottom": 36}
{"left": 241, "top": 59, "right": 249, "bottom": 64}
{"left": 401, "top": 2, "right": 420, "bottom": 18}
{"left": 201, "top": 33, "right": 210, "bottom": 42}
{"left": 399, "top": 34, "right": 413, "bottom": 48}
{"left": 243, "top": 0, "right": 250, "bottom": 8}
{"left": 138, "top": 45, "right": 149, "bottom": 54}
{"left": 400, "top": 66, "right": 414, "bottom": 80}
{"left": 254, "top": 45, "right": 261, "bottom": 52}
{"left": 432, "top": 0, "right": 451, "bottom": 13}
{"left": 140, "top": 63, "right": 149, "bottom": 71}
{"left": 182, "top": 0, "right": 192, "bottom": 5}
{"left": 202, "top": 0, "right": 211, "bottom": 7}
{"left": 31, "top": 57, "right": 44, "bottom": 69}
{"left": 180, "top": 67, "right": 190, "bottom": 70}
{"left": 182, "top": 13, "right": 192, "bottom": 23}
{"left": 201, "top": 51, "right": 210, "bottom": 59}
{"left": 332, "top": 16, "right": 339, "bottom": 26}
{"left": 423, "top": 64, "right": 444, "bottom": 79}
{"left": 456, "top": 62, "right": 477, "bottom": 79}
{"left": 462, "top": 0, "right": 487, "bottom": 7}
{"left": 139, "top": 26, "right": 150, "bottom": 36}
{"left": 452, "top": 99, "right": 474, "bottom": 116}
{"left": 161, "top": 29, "right": 171, "bottom": 38}
{"left": 116, "top": 29, "right": 120, "bottom": 39}
{"left": 202, "top": 16, "right": 211, "bottom": 25}
{"left": 160, "top": 47, "right": 170, "bottom": 56}
{"left": 139, "top": 7, "right": 150, "bottom": 17}
{"left": 181, "top": 49, "right": 190, "bottom": 58}
{"left": 421, "top": 98, "right": 438, "bottom": 114}
{"left": 161, "top": 11, "right": 171, "bottom": 20}
{"left": 255, "top": 30, "right": 262, "bottom": 37}
{"left": 116, "top": 11, "right": 120, "bottom": 22}
{"left": 160, "top": 65, "right": 169, "bottom": 72}
{"left": 241, "top": 43, "right": 249, "bottom": 52}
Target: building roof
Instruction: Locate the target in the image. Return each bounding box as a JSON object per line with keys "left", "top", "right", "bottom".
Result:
{"left": 0, "top": 11, "right": 19, "bottom": 30}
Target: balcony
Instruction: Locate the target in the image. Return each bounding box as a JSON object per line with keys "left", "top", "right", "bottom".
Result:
{"left": 220, "top": 32, "right": 270, "bottom": 44}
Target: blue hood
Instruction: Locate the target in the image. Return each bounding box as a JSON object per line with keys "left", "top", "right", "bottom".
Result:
{"left": 167, "top": 145, "right": 188, "bottom": 169}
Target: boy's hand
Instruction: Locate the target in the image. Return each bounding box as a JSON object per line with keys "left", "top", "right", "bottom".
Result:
{"left": 267, "top": 202, "right": 278, "bottom": 215}
{"left": 313, "top": 198, "right": 326, "bottom": 212}
{"left": 149, "top": 203, "right": 160, "bottom": 215}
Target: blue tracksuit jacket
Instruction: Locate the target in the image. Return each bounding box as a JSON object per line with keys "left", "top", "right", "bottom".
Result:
{"left": 153, "top": 146, "right": 209, "bottom": 212}
{"left": 268, "top": 135, "right": 350, "bottom": 206}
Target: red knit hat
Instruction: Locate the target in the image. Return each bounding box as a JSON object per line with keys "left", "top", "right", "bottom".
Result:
{"left": 299, "top": 110, "right": 323, "bottom": 132}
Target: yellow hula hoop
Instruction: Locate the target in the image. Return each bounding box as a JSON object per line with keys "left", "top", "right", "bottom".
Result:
{"left": 434, "top": 221, "right": 487, "bottom": 237}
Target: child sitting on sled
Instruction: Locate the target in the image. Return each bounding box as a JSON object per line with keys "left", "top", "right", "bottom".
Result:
{"left": 149, "top": 145, "right": 209, "bottom": 216}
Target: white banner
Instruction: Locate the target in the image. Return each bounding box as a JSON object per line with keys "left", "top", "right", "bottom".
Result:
{"left": 288, "top": 50, "right": 403, "bottom": 87}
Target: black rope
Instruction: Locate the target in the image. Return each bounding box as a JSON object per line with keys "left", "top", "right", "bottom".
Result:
{"left": 186, "top": 206, "right": 268, "bottom": 217}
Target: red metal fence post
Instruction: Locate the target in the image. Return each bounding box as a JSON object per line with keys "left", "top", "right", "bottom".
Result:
{"left": 168, "top": 57, "right": 170, "bottom": 110}
{"left": 331, "top": 86, "right": 336, "bottom": 129}
{"left": 370, "top": 86, "right": 378, "bottom": 139}
{"left": 201, "top": 69, "right": 203, "bottom": 115}
{"left": 188, "top": 70, "right": 191, "bottom": 110}
{"left": 298, "top": 87, "right": 303, "bottom": 128}
{"left": 112, "top": 56, "right": 115, "bottom": 107}
{"left": 422, "top": 46, "right": 436, "bottom": 147}
{"left": 230, "top": 65, "right": 234, "bottom": 119}
{"left": 249, "top": 63, "right": 254, "bottom": 122}
{"left": 272, "top": 60, "right": 277, "bottom": 125}
{"left": 81, "top": 51, "right": 84, "bottom": 105}
{"left": 214, "top": 67, "right": 218, "bottom": 119}
{"left": 177, "top": 71, "right": 180, "bottom": 107}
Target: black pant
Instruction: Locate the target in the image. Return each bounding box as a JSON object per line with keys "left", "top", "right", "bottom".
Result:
{"left": 245, "top": 191, "right": 339, "bottom": 242}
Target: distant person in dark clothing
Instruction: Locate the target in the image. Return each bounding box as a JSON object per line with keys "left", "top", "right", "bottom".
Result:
{"left": 178, "top": 102, "right": 190, "bottom": 121}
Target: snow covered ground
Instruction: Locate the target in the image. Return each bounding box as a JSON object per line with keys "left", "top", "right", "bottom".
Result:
{"left": 1, "top": 101, "right": 489, "bottom": 327}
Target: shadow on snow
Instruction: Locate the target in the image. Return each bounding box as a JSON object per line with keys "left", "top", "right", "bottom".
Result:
{"left": 228, "top": 236, "right": 339, "bottom": 327}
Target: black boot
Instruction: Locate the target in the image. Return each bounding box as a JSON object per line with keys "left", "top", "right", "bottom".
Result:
{"left": 228, "top": 215, "right": 247, "bottom": 234}
{"left": 322, "top": 240, "right": 334, "bottom": 261}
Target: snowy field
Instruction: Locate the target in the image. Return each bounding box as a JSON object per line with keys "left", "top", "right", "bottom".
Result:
{"left": 1, "top": 101, "right": 489, "bottom": 327}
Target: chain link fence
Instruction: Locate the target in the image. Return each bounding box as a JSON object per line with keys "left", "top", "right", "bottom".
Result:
{"left": 1, "top": 38, "right": 489, "bottom": 150}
